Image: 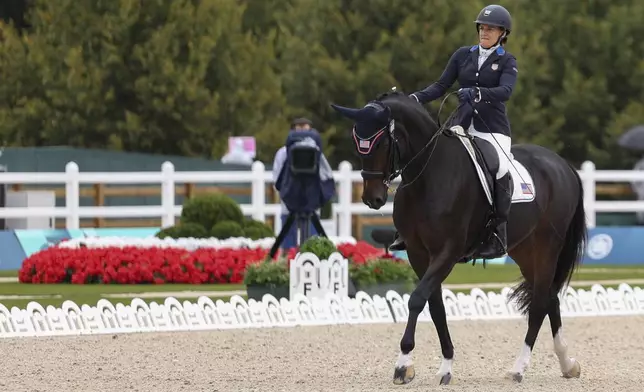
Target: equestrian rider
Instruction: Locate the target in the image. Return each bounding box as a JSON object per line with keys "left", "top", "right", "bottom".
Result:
{"left": 389, "top": 4, "right": 517, "bottom": 260}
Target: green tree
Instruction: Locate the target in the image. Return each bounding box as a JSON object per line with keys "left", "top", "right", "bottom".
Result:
{"left": 0, "top": 0, "right": 287, "bottom": 162}
{"left": 510, "top": 0, "right": 644, "bottom": 167}
{"left": 1, "top": 0, "right": 643, "bottom": 170}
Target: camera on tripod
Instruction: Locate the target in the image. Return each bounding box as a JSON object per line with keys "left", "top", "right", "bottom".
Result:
{"left": 289, "top": 136, "right": 319, "bottom": 175}
{"left": 269, "top": 129, "right": 336, "bottom": 258}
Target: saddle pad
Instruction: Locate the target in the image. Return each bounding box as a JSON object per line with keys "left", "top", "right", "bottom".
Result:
{"left": 509, "top": 160, "right": 536, "bottom": 203}
{"left": 455, "top": 133, "right": 494, "bottom": 205}
{"left": 454, "top": 130, "right": 536, "bottom": 205}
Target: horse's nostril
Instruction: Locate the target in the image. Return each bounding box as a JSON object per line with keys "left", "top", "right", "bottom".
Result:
{"left": 374, "top": 197, "right": 384, "bottom": 206}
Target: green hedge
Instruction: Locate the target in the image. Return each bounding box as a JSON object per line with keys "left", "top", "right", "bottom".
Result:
{"left": 156, "top": 193, "right": 274, "bottom": 240}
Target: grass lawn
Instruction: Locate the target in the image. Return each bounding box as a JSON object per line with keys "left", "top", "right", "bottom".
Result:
{"left": 446, "top": 262, "right": 644, "bottom": 284}
{"left": 1, "top": 263, "right": 643, "bottom": 310}
{"left": 0, "top": 282, "right": 245, "bottom": 310}
{"left": 0, "top": 270, "right": 19, "bottom": 278}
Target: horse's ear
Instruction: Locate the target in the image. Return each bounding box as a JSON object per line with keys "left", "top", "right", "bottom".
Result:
{"left": 330, "top": 104, "right": 360, "bottom": 120}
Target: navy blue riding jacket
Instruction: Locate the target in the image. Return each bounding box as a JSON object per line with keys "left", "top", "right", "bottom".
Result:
{"left": 412, "top": 45, "right": 518, "bottom": 137}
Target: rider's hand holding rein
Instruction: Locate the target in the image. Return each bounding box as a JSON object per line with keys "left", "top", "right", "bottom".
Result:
{"left": 457, "top": 88, "right": 478, "bottom": 104}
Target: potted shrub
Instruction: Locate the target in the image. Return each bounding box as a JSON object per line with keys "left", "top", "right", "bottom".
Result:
{"left": 298, "top": 235, "right": 337, "bottom": 260}
{"left": 349, "top": 257, "right": 417, "bottom": 297}
{"left": 245, "top": 236, "right": 340, "bottom": 300}
{"left": 243, "top": 259, "right": 290, "bottom": 301}
{"left": 243, "top": 245, "right": 416, "bottom": 300}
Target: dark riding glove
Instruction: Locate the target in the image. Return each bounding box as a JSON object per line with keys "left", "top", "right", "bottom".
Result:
{"left": 457, "top": 88, "right": 475, "bottom": 103}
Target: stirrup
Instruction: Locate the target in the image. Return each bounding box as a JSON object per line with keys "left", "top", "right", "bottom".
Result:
{"left": 478, "top": 234, "right": 506, "bottom": 258}
{"left": 388, "top": 237, "right": 407, "bottom": 252}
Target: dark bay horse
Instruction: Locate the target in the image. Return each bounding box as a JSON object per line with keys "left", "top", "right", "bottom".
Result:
{"left": 330, "top": 89, "right": 586, "bottom": 385}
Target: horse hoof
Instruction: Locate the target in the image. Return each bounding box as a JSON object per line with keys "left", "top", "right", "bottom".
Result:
{"left": 393, "top": 365, "right": 415, "bottom": 385}
{"left": 507, "top": 372, "right": 523, "bottom": 383}
{"left": 563, "top": 359, "right": 581, "bottom": 379}
{"left": 437, "top": 372, "right": 452, "bottom": 385}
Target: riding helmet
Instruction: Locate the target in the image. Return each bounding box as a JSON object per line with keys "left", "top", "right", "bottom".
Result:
{"left": 474, "top": 4, "right": 512, "bottom": 34}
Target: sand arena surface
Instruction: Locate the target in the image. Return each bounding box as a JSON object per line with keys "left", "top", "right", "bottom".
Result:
{"left": 1, "top": 316, "right": 643, "bottom": 392}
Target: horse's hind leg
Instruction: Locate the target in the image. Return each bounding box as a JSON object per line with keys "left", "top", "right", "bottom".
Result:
{"left": 506, "top": 241, "right": 559, "bottom": 382}
{"left": 507, "top": 283, "right": 550, "bottom": 382}
{"left": 548, "top": 296, "right": 581, "bottom": 378}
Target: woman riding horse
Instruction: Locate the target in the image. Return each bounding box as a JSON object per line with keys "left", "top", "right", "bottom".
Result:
{"left": 331, "top": 4, "right": 585, "bottom": 384}
{"left": 389, "top": 4, "right": 517, "bottom": 260}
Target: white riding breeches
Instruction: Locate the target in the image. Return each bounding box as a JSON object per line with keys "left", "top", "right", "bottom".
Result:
{"left": 467, "top": 124, "right": 512, "bottom": 179}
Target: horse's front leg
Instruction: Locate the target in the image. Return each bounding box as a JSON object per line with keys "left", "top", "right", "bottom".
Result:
{"left": 428, "top": 286, "right": 455, "bottom": 384}
{"left": 393, "top": 250, "right": 456, "bottom": 385}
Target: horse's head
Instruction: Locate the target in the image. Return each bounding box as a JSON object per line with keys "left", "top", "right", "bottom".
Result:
{"left": 332, "top": 89, "right": 439, "bottom": 209}
{"left": 330, "top": 93, "right": 403, "bottom": 209}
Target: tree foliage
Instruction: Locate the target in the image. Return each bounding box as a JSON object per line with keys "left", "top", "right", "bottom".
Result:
{"left": 0, "top": 0, "right": 642, "bottom": 168}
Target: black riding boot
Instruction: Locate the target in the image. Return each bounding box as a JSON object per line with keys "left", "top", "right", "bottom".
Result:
{"left": 478, "top": 172, "right": 512, "bottom": 259}
{"left": 388, "top": 231, "right": 407, "bottom": 251}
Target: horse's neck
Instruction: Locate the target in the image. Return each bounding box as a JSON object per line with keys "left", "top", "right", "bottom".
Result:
{"left": 399, "top": 129, "right": 454, "bottom": 189}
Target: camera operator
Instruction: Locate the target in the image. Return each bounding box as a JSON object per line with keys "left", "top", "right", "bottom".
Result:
{"left": 271, "top": 118, "right": 335, "bottom": 251}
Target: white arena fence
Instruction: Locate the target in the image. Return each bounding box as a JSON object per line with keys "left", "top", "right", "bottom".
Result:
{"left": 1, "top": 283, "right": 643, "bottom": 338}
{"left": 0, "top": 160, "right": 639, "bottom": 234}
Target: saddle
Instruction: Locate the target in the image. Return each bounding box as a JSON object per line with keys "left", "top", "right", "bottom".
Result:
{"left": 448, "top": 126, "right": 536, "bottom": 206}
{"left": 447, "top": 126, "right": 497, "bottom": 205}
{"left": 447, "top": 126, "right": 537, "bottom": 266}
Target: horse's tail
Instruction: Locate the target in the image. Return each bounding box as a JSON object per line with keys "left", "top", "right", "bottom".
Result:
{"left": 551, "top": 163, "right": 587, "bottom": 292}
{"left": 508, "top": 161, "right": 587, "bottom": 315}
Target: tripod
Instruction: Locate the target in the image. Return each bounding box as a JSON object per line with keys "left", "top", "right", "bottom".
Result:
{"left": 268, "top": 211, "right": 327, "bottom": 259}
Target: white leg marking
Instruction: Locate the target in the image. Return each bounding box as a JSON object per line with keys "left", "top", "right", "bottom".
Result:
{"left": 436, "top": 357, "right": 453, "bottom": 376}
{"left": 554, "top": 329, "right": 576, "bottom": 374}
{"left": 396, "top": 352, "right": 413, "bottom": 368}
{"left": 511, "top": 343, "right": 532, "bottom": 375}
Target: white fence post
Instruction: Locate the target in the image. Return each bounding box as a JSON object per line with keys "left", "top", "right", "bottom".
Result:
{"left": 65, "top": 161, "right": 80, "bottom": 229}
{"left": 338, "top": 161, "right": 353, "bottom": 237}
{"left": 581, "top": 160, "right": 596, "bottom": 228}
{"left": 251, "top": 161, "right": 266, "bottom": 222}
{"left": 161, "top": 161, "right": 175, "bottom": 228}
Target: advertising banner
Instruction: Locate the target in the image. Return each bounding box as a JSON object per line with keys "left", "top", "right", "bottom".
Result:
{"left": 393, "top": 227, "right": 644, "bottom": 266}
{"left": 580, "top": 227, "right": 644, "bottom": 265}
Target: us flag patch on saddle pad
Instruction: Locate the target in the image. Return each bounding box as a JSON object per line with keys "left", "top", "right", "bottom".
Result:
{"left": 521, "top": 183, "right": 533, "bottom": 195}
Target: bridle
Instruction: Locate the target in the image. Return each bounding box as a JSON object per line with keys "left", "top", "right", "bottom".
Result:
{"left": 351, "top": 103, "right": 400, "bottom": 187}
{"left": 352, "top": 99, "right": 449, "bottom": 190}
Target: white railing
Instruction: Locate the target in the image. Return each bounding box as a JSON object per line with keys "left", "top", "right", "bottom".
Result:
{"left": 0, "top": 160, "right": 639, "bottom": 235}
{"left": 579, "top": 161, "right": 644, "bottom": 228}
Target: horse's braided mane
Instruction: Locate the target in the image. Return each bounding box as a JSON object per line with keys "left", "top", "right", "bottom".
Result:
{"left": 375, "top": 89, "right": 439, "bottom": 128}
{"left": 375, "top": 89, "right": 405, "bottom": 101}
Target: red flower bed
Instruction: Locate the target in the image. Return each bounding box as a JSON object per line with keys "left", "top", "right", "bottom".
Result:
{"left": 336, "top": 242, "right": 387, "bottom": 264}
{"left": 18, "top": 242, "right": 386, "bottom": 284}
